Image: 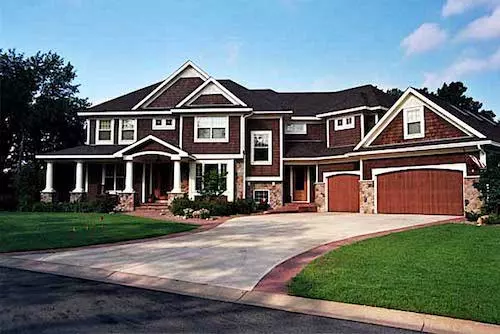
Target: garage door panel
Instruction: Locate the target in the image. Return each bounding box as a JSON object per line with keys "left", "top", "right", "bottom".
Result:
{"left": 328, "top": 175, "right": 359, "bottom": 212}
{"left": 377, "top": 169, "right": 463, "bottom": 215}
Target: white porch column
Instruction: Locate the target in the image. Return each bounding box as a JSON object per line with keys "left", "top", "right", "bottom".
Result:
{"left": 171, "top": 159, "right": 182, "bottom": 193}
{"left": 124, "top": 160, "right": 134, "bottom": 193}
{"left": 72, "top": 161, "right": 84, "bottom": 193}
{"left": 42, "top": 161, "right": 55, "bottom": 193}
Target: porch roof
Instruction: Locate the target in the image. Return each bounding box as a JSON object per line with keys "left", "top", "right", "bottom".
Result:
{"left": 35, "top": 145, "right": 126, "bottom": 159}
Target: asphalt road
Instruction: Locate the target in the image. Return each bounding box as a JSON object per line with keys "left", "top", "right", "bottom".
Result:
{"left": 0, "top": 267, "right": 419, "bottom": 334}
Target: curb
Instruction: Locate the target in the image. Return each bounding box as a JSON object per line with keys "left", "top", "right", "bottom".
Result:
{"left": 1, "top": 256, "right": 498, "bottom": 334}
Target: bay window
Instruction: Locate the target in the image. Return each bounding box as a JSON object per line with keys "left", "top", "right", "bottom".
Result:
{"left": 194, "top": 116, "right": 228, "bottom": 142}
{"left": 251, "top": 131, "right": 272, "bottom": 165}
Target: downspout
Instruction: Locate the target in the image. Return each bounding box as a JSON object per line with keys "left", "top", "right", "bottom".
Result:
{"left": 241, "top": 112, "right": 254, "bottom": 199}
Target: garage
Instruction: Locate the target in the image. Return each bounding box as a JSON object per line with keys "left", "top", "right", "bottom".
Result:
{"left": 376, "top": 169, "right": 463, "bottom": 215}
{"left": 328, "top": 174, "right": 359, "bottom": 212}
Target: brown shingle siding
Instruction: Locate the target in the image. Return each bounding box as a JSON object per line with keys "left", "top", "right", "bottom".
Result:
{"left": 329, "top": 115, "right": 362, "bottom": 147}
{"left": 318, "top": 162, "right": 359, "bottom": 180}
{"left": 137, "top": 118, "right": 179, "bottom": 145}
{"left": 147, "top": 77, "right": 204, "bottom": 109}
{"left": 182, "top": 116, "right": 241, "bottom": 154}
{"left": 191, "top": 94, "right": 233, "bottom": 105}
{"left": 246, "top": 118, "right": 281, "bottom": 176}
{"left": 284, "top": 123, "right": 325, "bottom": 142}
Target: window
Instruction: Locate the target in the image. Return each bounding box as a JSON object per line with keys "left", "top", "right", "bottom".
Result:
{"left": 84, "top": 120, "right": 90, "bottom": 145}
{"left": 96, "top": 119, "right": 114, "bottom": 144}
{"left": 253, "top": 190, "right": 270, "bottom": 204}
{"left": 194, "top": 116, "right": 228, "bottom": 142}
{"left": 152, "top": 117, "right": 175, "bottom": 130}
{"left": 334, "top": 116, "right": 355, "bottom": 130}
{"left": 119, "top": 119, "right": 136, "bottom": 144}
{"left": 194, "top": 163, "right": 227, "bottom": 192}
{"left": 403, "top": 106, "right": 425, "bottom": 139}
{"left": 285, "top": 122, "right": 307, "bottom": 134}
{"left": 103, "top": 164, "right": 125, "bottom": 193}
{"left": 251, "top": 131, "right": 272, "bottom": 165}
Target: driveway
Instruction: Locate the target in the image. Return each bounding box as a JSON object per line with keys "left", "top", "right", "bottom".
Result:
{"left": 15, "top": 213, "right": 456, "bottom": 290}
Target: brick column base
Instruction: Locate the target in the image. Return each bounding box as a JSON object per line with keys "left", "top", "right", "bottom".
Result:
{"left": 314, "top": 183, "right": 326, "bottom": 212}
{"left": 359, "top": 180, "right": 375, "bottom": 214}
{"left": 116, "top": 193, "right": 135, "bottom": 212}
{"left": 70, "top": 192, "right": 86, "bottom": 203}
{"left": 40, "top": 192, "right": 56, "bottom": 203}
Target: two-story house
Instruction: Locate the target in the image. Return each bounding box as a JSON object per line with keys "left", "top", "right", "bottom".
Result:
{"left": 36, "top": 61, "right": 500, "bottom": 215}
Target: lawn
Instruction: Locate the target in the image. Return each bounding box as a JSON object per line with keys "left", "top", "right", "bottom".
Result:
{"left": 289, "top": 223, "right": 500, "bottom": 324}
{"left": 0, "top": 212, "right": 197, "bottom": 252}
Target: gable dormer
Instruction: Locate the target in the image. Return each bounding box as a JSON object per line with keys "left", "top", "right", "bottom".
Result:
{"left": 355, "top": 88, "right": 485, "bottom": 150}
{"left": 175, "top": 78, "right": 247, "bottom": 108}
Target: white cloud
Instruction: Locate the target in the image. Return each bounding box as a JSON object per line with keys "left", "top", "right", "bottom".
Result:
{"left": 457, "top": 7, "right": 500, "bottom": 40}
{"left": 423, "top": 47, "right": 500, "bottom": 88}
{"left": 401, "top": 23, "right": 448, "bottom": 55}
{"left": 442, "top": 0, "right": 500, "bottom": 17}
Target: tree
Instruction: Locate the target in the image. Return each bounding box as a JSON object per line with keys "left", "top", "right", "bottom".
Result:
{"left": 200, "top": 169, "right": 228, "bottom": 199}
{"left": 0, "top": 49, "right": 89, "bottom": 208}
{"left": 475, "top": 154, "right": 500, "bottom": 215}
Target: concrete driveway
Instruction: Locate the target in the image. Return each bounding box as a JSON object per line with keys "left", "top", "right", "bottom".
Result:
{"left": 16, "top": 213, "right": 456, "bottom": 290}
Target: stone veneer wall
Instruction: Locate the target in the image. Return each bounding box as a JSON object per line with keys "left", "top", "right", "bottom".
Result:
{"left": 116, "top": 193, "right": 135, "bottom": 212}
{"left": 464, "top": 177, "right": 483, "bottom": 213}
{"left": 235, "top": 160, "right": 245, "bottom": 200}
{"left": 69, "top": 192, "right": 86, "bottom": 203}
{"left": 40, "top": 192, "right": 56, "bottom": 203}
{"left": 246, "top": 182, "right": 283, "bottom": 209}
{"left": 359, "top": 180, "right": 374, "bottom": 214}
{"left": 314, "top": 183, "right": 326, "bottom": 212}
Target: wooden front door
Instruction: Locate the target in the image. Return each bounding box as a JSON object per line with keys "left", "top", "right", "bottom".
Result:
{"left": 153, "top": 163, "right": 172, "bottom": 200}
{"left": 377, "top": 169, "right": 463, "bottom": 215}
{"left": 292, "top": 166, "right": 308, "bottom": 202}
{"left": 328, "top": 174, "right": 360, "bottom": 212}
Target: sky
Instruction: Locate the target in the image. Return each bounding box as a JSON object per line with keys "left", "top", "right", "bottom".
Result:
{"left": 1, "top": 0, "right": 500, "bottom": 116}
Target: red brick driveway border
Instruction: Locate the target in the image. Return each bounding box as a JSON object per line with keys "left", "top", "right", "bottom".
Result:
{"left": 254, "top": 217, "right": 466, "bottom": 294}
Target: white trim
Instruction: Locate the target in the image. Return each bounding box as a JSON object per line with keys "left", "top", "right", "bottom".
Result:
{"left": 284, "top": 121, "right": 307, "bottom": 134}
{"left": 124, "top": 151, "right": 180, "bottom": 160}
{"left": 132, "top": 60, "right": 209, "bottom": 110}
{"left": 253, "top": 189, "right": 270, "bottom": 203}
{"left": 326, "top": 118, "right": 330, "bottom": 147}
{"left": 179, "top": 116, "right": 183, "bottom": 149}
{"left": 375, "top": 113, "right": 379, "bottom": 124}
{"left": 333, "top": 116, "right": 355, "bottom": 131}
{"left": 141, "top": 163, "right": 146, "bottom": 203}
{"left": 323, "top": 171, "right": 361, "bottom": 212}
{"left": 252, "top": 110, "right": 293, "bottom": 114}
{"left": 114, "top": 135, "right": 191, "bottom": 158}
{"left": 193, "top": 115, "right": 229, "bottom": 143}
{"left": 279, "top": 116, "right": 284, "bottom": 181}
{"left": 372, "top": 163, "right": 467, "bottom": 214}
{"left": 355, "top": 88, "right": 486, "bottom": 150}
{"left": 95, "top": 119, "right": 115, "bottom": 145}
{"left": 149, "top": 163, "right": 153, "bottom": 198}
{"left": 291, "top": 116, "right": 321, "bottom": 121}
{"left": 315, "top": 164, "right": 319, "bottom": 183}
{"left": 307, "top": 167, "right": 311, "bottom": 203}
{"left": 403, "top": 106, "right": 425, "bottom": 140}
{"left": 78, "top": 110, "right": 173, "bottom": 117}
{"left": 85, "top": 162, "right": 89, "bottom": 193}
{"left": 171, "top": 107, "right": 252, "bottom": 113}
{"left": 85, "top": 120, "right": 90, "bottom": 145}
{"left": 192, "top": 154, "right": 243, "bottom": 159}
{"left": 250, "top": 130, "right": 273, "bottom": 165}
{"left": 360, "top": 114, "right": 365, "bottom": 139}
{"left": 36, "top": 154, "right": 117, "bottom": 159}
{"left": 289, "top": 166, "right": 293, "bottom": 200}
{"left": 189, "top": 160, "right": 234, "bottom": 201}
{"left": 317, "top": 106, "right": 388, "bottom": 118}
{"left": 152, "top": 117, "right": 175, "bottom": 130}
{"left": 176, "top": 77, "right": 247, "bottom": 107}
{"left": 118, "top": 119, "right": 137, "bottom": 145}
{"left": 246, "top": 176, "right": 282, "bottom": 182}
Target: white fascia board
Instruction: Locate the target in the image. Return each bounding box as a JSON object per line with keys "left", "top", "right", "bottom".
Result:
{"left": 78, "top": 110, "right": 173, "bottom": 117}
{"left": 35, "top": 155, "right": 116, "bottom": 159}
{"left": 114, "top": 135, "right": 190, "bottom": 157}
{"left": 316, "top": 106, "right": 388, "bottom": 118}
{"left": 252, "top": 110, "right": 294, "bottom": 114}
{"left": 192, "top": 154, "right": 243, "bottom": 159}
{"left": 176, "top": 77, "right": 247, "bottom": 108}
{"left": 171, "top": 107, "right": 252, "bottom": 113}
{"left": 323, "top": 171, "right": 360, "bottom": 184}
{"left": 245, "top": 176, "right": 283, "bottom": 182}
{"left": 132, "top": 60, "right": 210, "bottom": 110}
{"left": 283, "top": 155, "right": 352, "bottom": 162}
{"left": 290, "top": 116, "right": 321, "bottom": 121}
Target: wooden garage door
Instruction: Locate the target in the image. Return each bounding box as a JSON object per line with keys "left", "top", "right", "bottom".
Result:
{"left": 328, "top": 174, "right": 359, "bottom": 212}
{"left": 377, "top": 169, "right": 463, "bottom": 215}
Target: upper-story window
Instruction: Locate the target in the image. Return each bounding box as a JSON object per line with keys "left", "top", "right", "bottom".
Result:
{"left": 251, "top": 130, "right": 272, "bottom": 165}
{"left": 403, "top": 106, "right": 425, "bottom": 139}
{"left": 118, "top": 119, "right": 137, "bottom": 144}
{"left": 152, "top": 117, "right": 175, "bottom": 130}
{"left": 96, "top": 119, "right": 114, "bottom": 145}
{"left": 285, "top": 122, "right": 307, "bottom": 134}
{"left": 194, "top": 116, "right": 228, "bottom": 142}
{"left": 334, "top": 116, "right": 355, "bottom": 130}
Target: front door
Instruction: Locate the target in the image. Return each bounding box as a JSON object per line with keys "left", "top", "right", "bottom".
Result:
{"left": 292, "top": 166, "right": 308, "bottom": 202}
{"left": 153, "top": 163, "right": 172, "bottom": 200}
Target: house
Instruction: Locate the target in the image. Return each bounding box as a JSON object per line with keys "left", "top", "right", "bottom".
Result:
{"left": 36, "top": 61, "right": 500, "bottom": 215}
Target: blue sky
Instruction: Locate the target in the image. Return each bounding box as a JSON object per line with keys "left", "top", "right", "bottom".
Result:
{"left": 1, "top": 0, "right": 500, "bottom": 116}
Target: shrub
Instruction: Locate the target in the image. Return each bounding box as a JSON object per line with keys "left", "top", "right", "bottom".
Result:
{"left": 465, "top": 211, "right": 481, "bottom": 222}
{"left": 193, "top": 208, "right": 210, "bottom": 219}
{"left": 170, "top": 195, "right": 198, "bottom": 216}
{"left": 485, "top": 214, "right": 500, "bottom": 225}
{"left": 29, "top": 194, "right": 118, "bottom": 213}
{"left": 475, "top": 158, "right": 500, "bottom": 215}
{"left": 169, "top": 195, "right": 263, "bottom": 217}
{"left": 183, "top": 208, "right": 194, "bottom": 218}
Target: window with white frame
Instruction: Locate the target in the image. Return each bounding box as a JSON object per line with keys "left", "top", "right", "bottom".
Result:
{"left": 253, "top": 189, "right": 270, "bottom": 204}
{"left": 251, "top": 131, "right": 272, "bottom": 165}
{"left": 119, "top": 119, "right": 137, "bottom": 144}
{"left": 194, "top": 116, "right": 228, "bottom": 142}
{"left": 334, "top": 116, "right": 355, "bottom": 130}
{"left": 194, "top": 162, "right": 227, "bottom": 192}
{"left": 285, "top": 122, "right": 307, "bottom": 134}
{"left": 403, "top": 106, "right": 425, "bottom": 139}
{"left": 103, "top": 164, "right": 125, "bottom": 193}
{"left": 96, "top": 119, "right": 114, "bottom": 144}
{"left": 152, "top": 117, "right": 175, "bottom": 130}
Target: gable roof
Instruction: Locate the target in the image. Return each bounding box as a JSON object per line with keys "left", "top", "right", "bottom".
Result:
{"left": 88, "top": 82, "right": 162, "bottom": 112}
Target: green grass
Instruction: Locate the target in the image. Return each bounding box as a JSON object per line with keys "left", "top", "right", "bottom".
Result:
{"left": 289, "top": 224, "right": 500, "bottom": 324}
{"left": 0, "top": 212, "right": 197, "bottom": 252}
